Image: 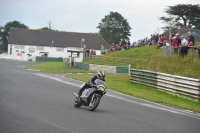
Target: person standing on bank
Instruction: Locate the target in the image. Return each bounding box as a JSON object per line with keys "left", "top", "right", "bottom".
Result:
{"left": 162, "top": 40, "right": 169, "bottom": 57}
{"left": 198, "top": 44, "right": 200, "bottom": 60}
{"left": 101, "top": 45, "right": 105, "bottom": 54}
{"left": 188, "top": 31, "right": 195, "bottom": 46}
{"left": 172, "top": 34, "right": 179, "bottom": 54}
{"left": 180, "top": 36, "right": 188, "bottom": 57}
{"left": 175, "top": 33, "right": 181, "bottom": 53}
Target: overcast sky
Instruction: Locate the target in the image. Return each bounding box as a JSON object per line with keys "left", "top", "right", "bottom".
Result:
{"left": 0, "top": 0, "right": 199, "bottom": 42}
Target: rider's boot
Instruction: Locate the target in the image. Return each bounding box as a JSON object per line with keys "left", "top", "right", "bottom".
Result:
{"left": 78, "top": 83, "right": 87, "bottom": 97}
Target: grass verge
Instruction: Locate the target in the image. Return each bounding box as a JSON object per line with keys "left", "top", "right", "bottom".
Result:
{"left": 66, "top": 74, "right": 200, "bottom": 113}
{"left": 84, "top": 45, "right": 200, "bottom": 79}
{"left": 24, "top": 62, "right": 94, "bottom": 73}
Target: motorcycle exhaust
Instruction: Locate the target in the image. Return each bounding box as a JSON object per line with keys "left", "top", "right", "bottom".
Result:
{"left": 73, "top": 92, "right": 79, "bottom": 98}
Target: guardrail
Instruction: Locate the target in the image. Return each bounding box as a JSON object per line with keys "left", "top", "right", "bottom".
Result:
{"left": 65, "top": 62, "right": 129, "bottom": 73}
{"left": 130, "top": 69, "right": 200, "bottom": 101}
{"left": 36, "top": 56, "right": 63, "bottom": 62}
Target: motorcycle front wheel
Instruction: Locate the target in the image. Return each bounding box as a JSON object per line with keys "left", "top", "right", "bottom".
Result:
{"left": 74, "top": 97, "right": 82, "bottom": 108}
{"left": 88, "top": 95, "right": 100, "bottom": 111}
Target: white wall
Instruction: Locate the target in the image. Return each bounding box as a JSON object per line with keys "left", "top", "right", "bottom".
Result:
{"left": 8, "top": 44, "right": 85, "bottom": 62}
{"left": 95, "top": 50, "right": 101, "bottom": 55}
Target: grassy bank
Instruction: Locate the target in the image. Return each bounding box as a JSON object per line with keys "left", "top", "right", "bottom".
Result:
{"left": 84, "top": 45, "right": 200, "bottom": 79}
{"left": 66, "top": 74, "right": 200, "bottom": 113}
{"left": 24, "top": 62, "right": 94, "bottom": 73}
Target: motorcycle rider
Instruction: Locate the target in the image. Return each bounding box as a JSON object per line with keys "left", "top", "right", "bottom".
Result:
{"left": 78, "top": 70, "right": 105, "bottom": 97}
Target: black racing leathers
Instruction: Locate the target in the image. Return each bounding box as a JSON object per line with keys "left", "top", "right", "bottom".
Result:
{"left": 78, "top": 76, "right": 105, "bottom": 96}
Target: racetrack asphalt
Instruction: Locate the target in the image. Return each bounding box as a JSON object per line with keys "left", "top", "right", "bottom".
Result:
{"left": 0, "top": 60, "right": 200, "bottom": 133}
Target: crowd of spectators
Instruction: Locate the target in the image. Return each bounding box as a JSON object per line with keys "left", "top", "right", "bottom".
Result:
{"left": 85, "top": 48, "right": 96, "bottom": 58}
{"left": 100, "top": 33, "right": 168, "bottom": 54}
{"left": 105, "top": 31, "right": 197, "bottom": 58}
{"left": 85, "top": 31, "right": 197, "bottom": 58}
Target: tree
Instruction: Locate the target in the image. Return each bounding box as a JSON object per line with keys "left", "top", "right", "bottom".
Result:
{"left": 40, "top": 27, "right": 52, "bottom": 30}
{"left": 40, "top": 20, "right": 53, "bottom": 31}
{"left": 97, "top": 12, "right": 131, "bottom": 44}
{"left": 159, "top": 4, "right": 200, "bottom": 30}
{"left": 154, "top": 27, "right": 161, "bottom": 35}
{"left": 47, "top": 20, "right": 53, "bottom": 29}
{"left": 0, "top": 21, "right": 28, "bottom": 51}
{"left": 0, "top": 26, "right": 3, "bottom": 52}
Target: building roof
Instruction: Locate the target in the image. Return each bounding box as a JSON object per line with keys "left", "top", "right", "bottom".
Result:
{"left": 8, "top": 28, "right": 109, "bottom": 50}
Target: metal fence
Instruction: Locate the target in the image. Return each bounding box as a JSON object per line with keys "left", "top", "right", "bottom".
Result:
{"left": 65, "top": 62, "right": 129, "bottom": 73}
{"left": 130, "top": 69, "right": 200, "bottom": 101}
{"left": 36, "top": 56, "right": 63, "bottom": 62}
{"left": 75, "top": 62, "right": 90, "bottom": 70}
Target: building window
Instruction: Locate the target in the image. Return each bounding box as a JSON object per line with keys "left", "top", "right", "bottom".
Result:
{"left": 56, "top": 47, "right": 64, "bottom": 52}
{"left": 37, "top": 46, "right": 44, "bottom": 51}
{"left": 14, "top": 45, "right": 19, "bottom": 49}
{"left": 14, "top": 45, "right": 25, "bottom": 49}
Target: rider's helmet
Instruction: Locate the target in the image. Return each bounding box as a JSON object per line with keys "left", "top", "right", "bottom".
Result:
{"left": 98, "top": 70, "right": 105, "bottom": 80}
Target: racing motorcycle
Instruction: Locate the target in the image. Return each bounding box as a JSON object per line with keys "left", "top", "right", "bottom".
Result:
{"left": 73, "top": 79, "right": 106, "bottom": 111}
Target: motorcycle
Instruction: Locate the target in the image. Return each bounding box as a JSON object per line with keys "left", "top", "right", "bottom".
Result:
{"left": 73, "top": 79, "right": 106, "bottom": 111}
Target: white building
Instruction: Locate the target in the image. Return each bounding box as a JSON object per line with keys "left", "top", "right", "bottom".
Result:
{"left": 8, "top": 28, "right": 109, "bottom": 62}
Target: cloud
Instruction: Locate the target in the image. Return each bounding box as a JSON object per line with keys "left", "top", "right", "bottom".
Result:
{"left": 0, "top": 0, "right": 199, "bottom": 41}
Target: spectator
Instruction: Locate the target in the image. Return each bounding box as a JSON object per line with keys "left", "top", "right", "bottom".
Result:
{"left": 101, "top": 45, "right": 105, "bottom": 54}
{"left": 176, "top": 33, "right": 181, "bottom": 53}
{"left": 147, "top": 39, "right": 151, "bottom": 45}
{"left": 151, "top": 34, "right": 154, "bottom": 45}
{"left": 172, "top": 35, "right": 179, "bottom": 54}
{"left": 180, "top": 36, "right": 188, "bottom": 57}
{"left": 142, "top": 39, "right": 145, "bottom": 46}
{"left": 123, "top": 44, "right": 127, "bottom": 50}
{"left": 154, "top": 34, "right": 157, "bottom": 45}
{"left": 172, "top": 32, "right": 175, "bottom": 38}
{"left": 94, "top": 50, "right": 96, "bottom": 56}
{"left": 110, "top": 46, "right": 115, "bottom": 52}
{"left": 198, "top": 44, "right": 200, "bottom": 60}
{"left": 145, "top": 37, "right": 148, "bottom": 45}
{"left": 118, "top": 43, "right": 122, "bottom": 50}
{"left": 113, "top": 43, "right": 116, "bottom": 49}
{"left": 85, "top": 49, "right": 90, "bottom": 58}
{"left": 171, "top": 32, "right": 175, "bottom": 43}
{"left": 160, "top": 35, "right": 165, "bottom": 44}
{"left": 162, "top": 40, "right": 168, "bottom": 57}
{"left": 176, "top": 33, "right": 181, "bottom": 47}
{"left": 188, "top": 31, "right": 195, "bottom": 46}
{"left": 165, "top": 40, "right": 169, "bottom": 47}
{"left": 135, "top": 42, "right": 138, "bottom": 47}
{"left": 131, "top": 42, "right": 134, "bottom": 48}
{"left": 105, "top": 48, "right": 108, "bottom": 54}
{"left": 126, "top": 43, "right": 130, "bottom": 49}
{"left": 127, "top": 40, "right": 131, "bottom": 47}
{"left": 138, "top": 40, "right": 141, "bottom": 47}
{"left": 189, "top": 41, "right": 194, "bottom": 46}
{"left": 115, "top": 44, "right": 119, "bottom": 51}
{"left": 157, "top": 35, "right": 164, "bottom": 48}
{"left": 155, "top": 34, "right": 159, "bottom": 44}
{"left": 90, "top": 49, "right": 95, "bottom": 57}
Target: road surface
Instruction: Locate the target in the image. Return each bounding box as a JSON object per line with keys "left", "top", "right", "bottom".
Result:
{"left": 0, "top": 60, "right": 200, "bottom": 133}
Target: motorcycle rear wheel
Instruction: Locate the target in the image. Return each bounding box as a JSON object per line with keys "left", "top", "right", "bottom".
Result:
{"left": 88, "top": 96, "right": 100, "bottom": 111}
{"left": 74, "top": 97, "right": 82, "bottom": 108}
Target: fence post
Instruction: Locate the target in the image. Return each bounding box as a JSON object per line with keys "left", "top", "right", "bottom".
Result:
{"left": 128, "top": 64, "right": 131, "bottom": 76}
{"left": 199, "top": 79, "right": 200, "bottom": 102}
